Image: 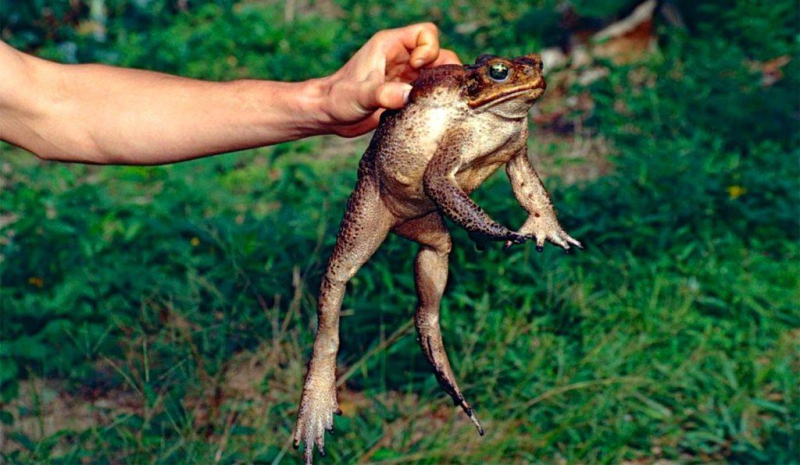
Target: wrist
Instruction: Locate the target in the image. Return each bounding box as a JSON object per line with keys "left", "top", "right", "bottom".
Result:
{"left": 295, "top": 75, "right": 334, "bottom": 137}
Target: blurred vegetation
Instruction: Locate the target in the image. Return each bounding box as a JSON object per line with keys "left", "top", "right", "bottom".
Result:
{"left": 1, "top": 0, "right": 799, "bottom": 463}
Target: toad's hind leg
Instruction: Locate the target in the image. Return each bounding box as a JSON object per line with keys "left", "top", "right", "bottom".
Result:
{"left": 294, "top": 175, "right": 394, "bottom": 464}
{"left": 394, "top": 213, "right": 484, "bottom": 435}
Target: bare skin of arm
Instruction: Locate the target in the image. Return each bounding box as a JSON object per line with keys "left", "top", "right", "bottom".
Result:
{"left": 506, "top": 147, "right": 583, "bottom": 251}
{"left": 0, "top": 23, "right": 459, "bottom": 165}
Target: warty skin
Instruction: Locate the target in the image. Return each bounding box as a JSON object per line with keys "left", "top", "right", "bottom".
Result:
{"left": 293, "top": 53, "right": 583, "bottom": 464}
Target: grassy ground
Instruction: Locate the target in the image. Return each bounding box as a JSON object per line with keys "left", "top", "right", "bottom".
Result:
{"left": 2, "top": 1, "right": 799, "bottom": 463}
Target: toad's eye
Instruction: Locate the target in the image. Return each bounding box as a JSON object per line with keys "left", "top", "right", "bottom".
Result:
{"left": 488, "top": 62, "right": 509, "bottom": 81}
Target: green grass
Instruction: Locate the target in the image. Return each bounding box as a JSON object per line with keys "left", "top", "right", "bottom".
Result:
{"left": 2, "top": 1, "right": 799, "bottom": 463}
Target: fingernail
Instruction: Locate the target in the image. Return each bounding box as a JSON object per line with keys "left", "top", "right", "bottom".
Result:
{"left": 401, "top": 85, "right": 412, "bottom": 103}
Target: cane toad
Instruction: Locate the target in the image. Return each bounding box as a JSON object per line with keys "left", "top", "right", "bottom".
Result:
{"left": 294, "top": 53, "right": 583, "bottom": 463}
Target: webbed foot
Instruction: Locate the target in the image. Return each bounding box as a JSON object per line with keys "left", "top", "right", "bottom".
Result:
{"left": 504, "top": 215, "right": 583, "bottom": 252}
{"left": 293, "top": 369, "right": 340, "bottom": 464}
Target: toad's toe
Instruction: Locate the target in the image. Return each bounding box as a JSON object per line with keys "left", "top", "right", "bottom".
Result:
{"left": 294, "top": 382, "right": 339, "bottom": 464}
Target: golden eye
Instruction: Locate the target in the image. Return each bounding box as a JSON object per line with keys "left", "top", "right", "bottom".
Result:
{"left": 488, "top": 62, "right": 509, "bottom": 81}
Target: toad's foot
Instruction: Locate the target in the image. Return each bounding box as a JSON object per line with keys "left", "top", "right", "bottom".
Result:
{"left": 504, "top": 214, "right": 583, "bottom": 252}
{"left": 293, "top": 369, "right": 340, "bottom": 464}
{"left": 422, "top": 334, "right": 485, "bottom": 435}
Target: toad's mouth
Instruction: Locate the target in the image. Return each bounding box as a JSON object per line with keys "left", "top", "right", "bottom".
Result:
{"left": 469, "top": 81, "right": 546, "bottom": 110}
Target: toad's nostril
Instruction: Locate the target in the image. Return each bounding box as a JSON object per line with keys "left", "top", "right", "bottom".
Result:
{"left": 525, "top": 64, "right": 541, "bottom": 75}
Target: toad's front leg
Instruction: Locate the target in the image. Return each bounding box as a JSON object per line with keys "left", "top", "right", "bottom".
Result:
{"left": 423, "top": 132, "right": 528, "bottom": 246}
{"left": 294, "top": 175, "right": 393, "bottom": 464}
{"left": 505, "top": 147, "right": 583, "bottom": 252}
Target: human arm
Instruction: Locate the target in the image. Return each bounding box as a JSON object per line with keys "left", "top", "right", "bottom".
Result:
{"left": 0, "top": 23, "right": 459, "bottom": 165}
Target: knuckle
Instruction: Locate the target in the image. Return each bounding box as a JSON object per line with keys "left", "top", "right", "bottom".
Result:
{"left": 372, "top": 30, "right": 389, "bottom": 41}
{"left": 420, "top": 22, "right": 438, "bottom": 33}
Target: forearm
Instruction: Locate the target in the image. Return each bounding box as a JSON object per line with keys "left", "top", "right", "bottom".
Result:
{"left": 0, "top": 43, "right": 330, "bottom": 164}
{"left": 506, "top": 150, "right": 556, "bottom": 216}
{"left": 505, "top": 149, "right": 583, "bottom": 251}
{"left": 424, "top": 143, "right": 514, "bottom": 241}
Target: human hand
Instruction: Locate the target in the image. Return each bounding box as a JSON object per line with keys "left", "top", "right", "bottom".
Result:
{"left": 316, "top": 23, "right": 461, "bottom": 137}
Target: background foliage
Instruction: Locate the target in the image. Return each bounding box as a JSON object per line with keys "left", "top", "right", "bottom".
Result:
{"left": 1, "top": 0, "right": 798, "bottom": 463}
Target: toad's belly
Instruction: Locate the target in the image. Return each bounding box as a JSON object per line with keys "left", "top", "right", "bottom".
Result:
{"left": 378, "top": 169, "right": 434, "bottom": 219}
{"left": 372, "top": 109, "right": 452, "bottom": 217}
{"left": 375, "top": 156, "right": 509, "bottom": 220}
{"left": 369, "top": 106, "right": 524, "bottom": 219}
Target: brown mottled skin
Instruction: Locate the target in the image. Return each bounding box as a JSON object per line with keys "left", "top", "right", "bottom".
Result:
{"left": 294, "top": 54, "right": 583, "bottom": 463}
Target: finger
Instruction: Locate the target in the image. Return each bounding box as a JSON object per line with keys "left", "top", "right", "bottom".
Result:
{"left": 382, "top": 23, "right": 440, "bottom": 69}
{"left": 535, "top": 235, "right": 545, "bottom": 252}
{"left": 408, "top": 24, "right": 439, "bottom": 68}
{"left": 293, "top": 422, "right": 302, "bottom": 448}
{"left": 334, "top": 110, "right": 384, "bottom": 138}
{"left": 303, "top": 438, "right": 313, "bottom": 464}
{"left": 376, "top": 81, "right": 413, "bottom": 109}
{"left": 566, "top": 236, "right": 584, "bottom": 249}
{"left": 392, "top": 64, "right": 421, "bottom": 83}
{"left": 315, "top": 425, "right": 325, "bottom": 459}
{"left": 549, "top": 233, "right": 570, "bottom": 250}
{"left": 355, "top": 70, "right": 385, "bottom": 111}
{"left": 357, "top": 70, "right": 412, "bottom": 111}
{"left": 429, "top": 48, "right": 462, "bottom": 67}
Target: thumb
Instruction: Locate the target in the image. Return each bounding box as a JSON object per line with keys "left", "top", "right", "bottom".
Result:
{"left": 358, "top": 72, "right": 412, "bottom": 111}
{"left": 375, "top": 82, "right": 413, "bottom": 110}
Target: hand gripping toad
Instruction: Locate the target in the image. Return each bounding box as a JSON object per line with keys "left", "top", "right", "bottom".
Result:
{"left": 293, "top": 54, "right": 583, "bottom": 463}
